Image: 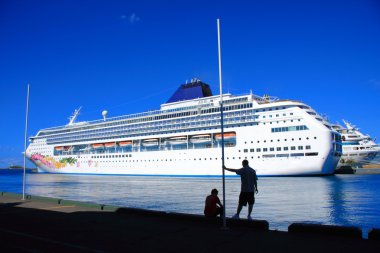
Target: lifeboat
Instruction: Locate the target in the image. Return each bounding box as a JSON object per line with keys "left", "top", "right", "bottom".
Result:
{"left": 167, "top": 136, "right": 187, "bottom": 145}
{"left": 142, "top": 139, "right": 159, "bottom": 147}
{"left": 104, "top": 142, "right": 117, "bottom": 148}
{"left": 190, "top": 134, "right": 211, "bottom": 144}
{"left": 92, "top": 143, "right": 104, "bottom": 149}
{"left": 214, "top": 132, "right": 236, "bottom": 141}
{"left": 118, "top": 141, "right": 132, "bottom": 147}
{"left": 55, "top": 146, "right": 64, "bottom": 151}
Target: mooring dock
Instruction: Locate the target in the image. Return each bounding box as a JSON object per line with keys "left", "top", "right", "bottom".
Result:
{"left": 0, "top": 192, "right": 379, "bottom": 252}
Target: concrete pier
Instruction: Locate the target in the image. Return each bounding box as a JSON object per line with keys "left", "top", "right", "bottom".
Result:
{"left": 0, "top": 192, "right": 379, "bottom": 252}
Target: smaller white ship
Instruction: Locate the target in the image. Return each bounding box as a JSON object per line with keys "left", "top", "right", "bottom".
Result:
{"left": 332, "top": 120, "right": 380, "bottom": 167}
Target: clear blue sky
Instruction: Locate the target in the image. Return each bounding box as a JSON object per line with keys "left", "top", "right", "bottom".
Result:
{"left": 1, "top": 0, "right": 379, "bottom": 167}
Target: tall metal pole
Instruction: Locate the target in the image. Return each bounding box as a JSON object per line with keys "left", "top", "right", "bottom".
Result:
{"left": 22, "top": 83, "right": 30, "bottom": 200}
{"left": 217, "top": 18, "right": 227, "bottom": 228}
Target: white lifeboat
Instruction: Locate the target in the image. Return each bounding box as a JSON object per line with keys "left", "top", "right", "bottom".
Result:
{"left": 190, "top": 134, "right": 211, "bottom": 144}
{"left": 167, "top": 136, "right": 187, "bottom": 145}
{"left": 142, "top": 139, "right": 159, "bottom": 147}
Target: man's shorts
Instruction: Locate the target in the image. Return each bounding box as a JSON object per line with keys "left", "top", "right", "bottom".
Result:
{"left": 239, "top": 192, "right": 255, "bottom": 206}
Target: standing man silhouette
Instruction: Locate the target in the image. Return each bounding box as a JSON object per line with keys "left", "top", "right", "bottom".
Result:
{"left": 223, "top": 159, "right": 258, "bottom": 220}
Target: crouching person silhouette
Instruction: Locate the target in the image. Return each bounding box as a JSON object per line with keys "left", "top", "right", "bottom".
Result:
{"left": 204, "top": 188, "right": 223, "bottom": 218}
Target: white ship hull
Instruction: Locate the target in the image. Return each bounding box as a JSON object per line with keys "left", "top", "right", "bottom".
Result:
{"left": 27, "top": 125, "right": 339, "bottom": 176}
{"left": 29, "top": 149, "right": 337, "bottom": 176}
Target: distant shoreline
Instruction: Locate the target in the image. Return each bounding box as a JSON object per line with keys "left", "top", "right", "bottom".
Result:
{"left": 0, "top": 167, "right": 37, "bottom": 172}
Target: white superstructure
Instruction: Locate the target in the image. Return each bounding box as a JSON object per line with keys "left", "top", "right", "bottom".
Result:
{"left": 332, "top": 120, "right": 380, "bottom": 167}
{"left": 26, "top": 80, "right": 341, "bottom": 176}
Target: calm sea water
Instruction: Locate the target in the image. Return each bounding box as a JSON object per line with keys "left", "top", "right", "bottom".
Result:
{"left": 1, "top": 170, "right": 379, "bottom": 236}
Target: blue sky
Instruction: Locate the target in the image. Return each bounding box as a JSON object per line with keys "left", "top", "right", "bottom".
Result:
{"left": 0, "top": 0, "right": 379, "bottom": 167}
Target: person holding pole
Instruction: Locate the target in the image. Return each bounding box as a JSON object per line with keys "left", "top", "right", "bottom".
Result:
{"left": 223, "top": 159, "right": 258, "bottom": 220}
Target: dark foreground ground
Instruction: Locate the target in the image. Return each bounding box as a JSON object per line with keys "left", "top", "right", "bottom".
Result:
{"left": 0, "top": 193, "right": 379, "bottom": 253}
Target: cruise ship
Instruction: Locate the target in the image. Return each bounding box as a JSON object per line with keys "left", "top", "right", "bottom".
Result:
{"left": 332, "top": 120, "right": 380, "bottom": 167}
{"left": 26, "top": 79, "right": 342, "bottom": 176}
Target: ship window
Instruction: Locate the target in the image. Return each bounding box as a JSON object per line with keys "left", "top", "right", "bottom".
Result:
{"left": 270, "top": 147, "right": 274, "bottom": 151}
{"left": 263, "top": 148, "right": 268, "bottom": 152}
{"left": 277, "top": 147, "right": 281, "bottom": 151}
{"left": 291, "top": 146, "right": 296, "bottom": 150}
{"left": 244, "top": 149, "right": 248, "bottom": 153}
{"left": 256, "top": 148, "right": 261, "bottom": 152}
{"left": 250, "top": 149, "right": 254, "bottom": 152}
{"left": 306, "top": 145, "right": 311, "bottom": 150}
{"left": 298, "top": 146, "right": 303, "bottom": 150}
{"left": 284, "top": 147, "right": 289, "bottom": 151}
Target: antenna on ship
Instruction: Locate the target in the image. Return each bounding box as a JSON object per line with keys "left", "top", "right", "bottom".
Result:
{"left": 68, "top": 107, "right": 82, "bottom": 126}
{"left": 102, "top": 110, "right": 108, "bottom": 121}
{"left": 217, "top": 18, "right": 227, "bottom": 229}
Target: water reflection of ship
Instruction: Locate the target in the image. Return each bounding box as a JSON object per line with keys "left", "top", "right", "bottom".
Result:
{"left": 325, "top": 176, "right": 350, "bottom": 229}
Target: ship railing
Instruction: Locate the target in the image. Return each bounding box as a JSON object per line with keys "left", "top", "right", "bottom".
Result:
{"left": 46, "top": 115, "right": 257, "bottom": 144}
{"left": 39, "top": 93, "right": 261, "bottom": 132}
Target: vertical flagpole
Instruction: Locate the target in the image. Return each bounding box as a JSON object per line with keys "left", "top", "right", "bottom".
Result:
{"left": 217, "top": 18, "right": 227, "bottom": 228}
{"left": 22, "top": 83, "right": 30, "bottom": 200}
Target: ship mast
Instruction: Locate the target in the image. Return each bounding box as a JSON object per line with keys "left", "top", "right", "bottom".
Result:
{"left": 67, "top": 107, "right": 82, "bottom": 126}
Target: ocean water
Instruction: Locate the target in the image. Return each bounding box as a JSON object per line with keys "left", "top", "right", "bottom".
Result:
{"left": 1, "top": 170, "right": 380, "bottom": 236}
